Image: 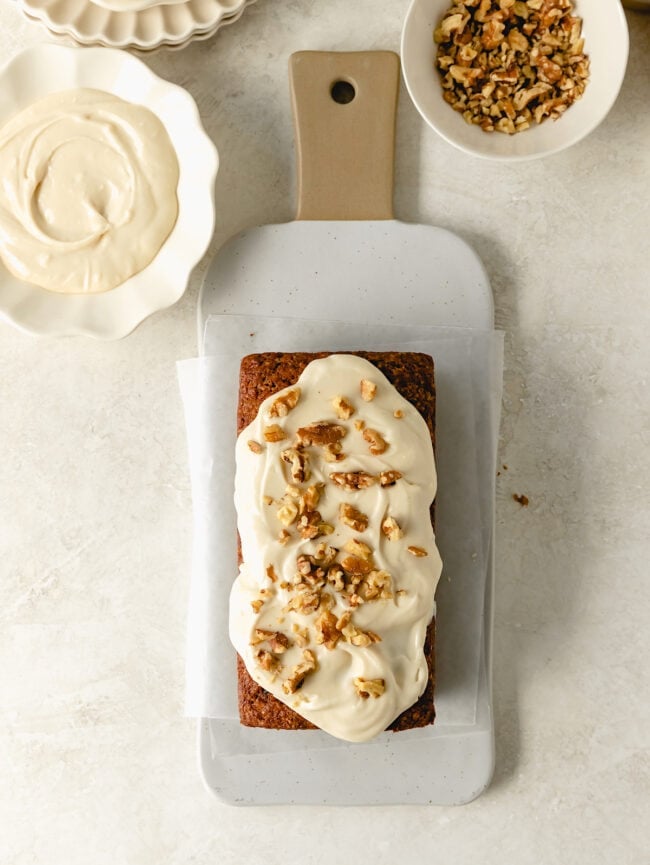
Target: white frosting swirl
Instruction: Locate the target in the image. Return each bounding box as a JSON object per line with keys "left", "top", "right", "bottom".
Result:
{"left": 0, "top": 89, "right": 179, "bottom": 294}
{"left": 230, "top": 354, "right": 442, "bottom": 743}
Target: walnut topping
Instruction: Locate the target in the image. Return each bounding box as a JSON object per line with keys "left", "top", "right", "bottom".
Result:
{"left": 359, "top": 569, "right": 393, "bottom": 601}
{"left": 360, "top": 379, "right": 377, "bottom": 401}
{"left": 332, "top": 395, "right": 355, "bottom": 420}
{"left": 256, "top": 649, "right": 280, "bottom": 673}
{"left": 354, "top": 677, "right": 386, "bottom": 699}
{"left": 251, "top": 599, "right": 264, "bottom": 613}
{"left": 407, "top": 545, "right": 429, "bottom": 557}
{"left": 263, "top": 424, "right": 287, "bottom": 443}
{"left": 282, "top": 650, "right": 318, "bottom": 694}
{"left": 281, "top": 447, "right": 310, "bottom": 483}
{"left": 393, "top": 409, "right": 404, "bottom": 419}
{"left": 277, "top": 529, "right": 291, "bottom": 545}
{"left": 285, "top": 590, "right": 321, "bottom": 615}
{"left": 266, "top": 564, "right": 278, "bottom": 582}
{"left": 314, "top": 607, "right": 342, "bottom": 650}
{"left": 322, "top": 442, "right": 345, "bottom": 463}
{"left": 297, "top": 510, "right": 333, "bottom": 540}
{"left": 343, "top": 538, "right": 373, "bottom": 561}
{"left": 354, "top": 419, "right": 365, "bottom": 431}
{"left": 327, "top": 564, "right": 345, "bottom": 592}
{"left": 379, "top": 470, "right": 403, "bottom": 487}
{"left": 381, "top": 516, "right": 404, "bottom": 541}
{"left": 269, "top": 388, "right": 301, "bottom": 418}
{"left": 340, "top": 555, "right": 373, "bottom": 577}
{"left": 300, "top": 483, "right": 324, "bottom": 514}
{"left": 276, "top": 500, "right": 298, "bottom": 526}
{"left": 337, "top": 612, "right": 381, "bottom": 647}
{"left": 250, "top": 628, "right": 292, "bottom": 654}
{"left": 339, "top": 502, "right": 369, "bottom": 532}
{"left": 292, "top": 622, "right": 310, "bottom": 647}
{"left": 330, "top": 471, "right": 376, "bottom": 491}
{"left": 263, "top": 495, "right": 274, "bottom": 506}
{"left": 296, "top": 422, "right": 347, "bottom": 447}
{"left": 434, "top": 0, "right": 589, "bottom": 135}
{"left": 247, "top": 440, "right": 263, "bottom": 454}
{"left": 363, "top": 427, "right": 388, "bottom": 456}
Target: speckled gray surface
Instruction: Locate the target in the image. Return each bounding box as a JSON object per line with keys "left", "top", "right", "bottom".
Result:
{"left": 1, "top": 1, "right": 649, "bottom": 862}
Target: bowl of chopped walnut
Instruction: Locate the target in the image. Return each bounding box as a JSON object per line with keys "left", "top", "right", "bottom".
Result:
{"left": 401, "top": 0, "right": 629, "bottom": 160}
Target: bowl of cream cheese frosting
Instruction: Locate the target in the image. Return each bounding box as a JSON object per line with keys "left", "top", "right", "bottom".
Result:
{"left": 0, "top": 44, "right": 218, "bottom": 338}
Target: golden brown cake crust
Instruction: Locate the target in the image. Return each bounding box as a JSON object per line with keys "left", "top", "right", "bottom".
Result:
{"left": 236, "top": 351, "right": 437, "bottom": 733}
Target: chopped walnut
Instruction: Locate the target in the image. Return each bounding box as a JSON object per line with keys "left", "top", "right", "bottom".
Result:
{"left": 250, "top": 628, "right": 292, "bottom": 654}
{"left": 322, "top": 442, "right": 345, "bottom": 463}
{"left": 300, "top": 483, "right": 323, "bottom": 514}
{"left": 381, "top": 515, "right": 404, "bottom": 541}
{"left": 314, "top": 608, "right": 342, "bottom": 650}
{"left": 256, "top": 649, "right": 280, "bottom": 673}
{"left": 276, "top": 500, "right": 298, "bottom": 527}
{"left": 359, "top": 569, "right": 393, "bottom": 601}
{"left": 363, "top": 427, "right": 388, "bottom": 456}
{"left": 330, "top": 471, "right": 376, "bottom": 491}
{"left": 407, "top": 545, "right": 429, "bottom": 557}
{"left": 393, "top": 409, "right": 404, "bottom": 419}
{"left": 332, "top": 396, "right": 355, "bottom": 420}
{"left": 291, "top": 622, "right": 310, "bottom": 647}
{"left": 434, "top": 0, "right": 589, "bottom": 134}
{"left": 379, "top": 470, "right": 403, "bottom": 487}
{"left": 251, "top": 599, "right": 264, "bottom": 613}
{"left": 354, "top": 419, "right": 365, "bottom": 431}
{"left": 247, "top": 440, "right": 263, "bottom": 454}
{"left": 327, "top": 564, "right": 346, "bottom": 592}
{"left": 297, "top": 510, "right": 333, "bottom": 540}
{"left": 354, "top": 677, "right": 385, "bottom": 699}
{"left": 282, "top": 650, "right": 318, "bottom": 694}
{"left": 343, "top": 538, "right": 373, "bottom": 561}
{"left": 340, "top": 555, "right": 373, "bottom": 577}
{"left": 339, "top": 502, "right": 369, "bottom": 532}
{"left": 266, "top": 564, "right": 278, "bottom": 582}
{"left": 277, "top": 529, "right": 291, "bottom": 545}
{"left": 284, "top": 590, "right": 322, "bottom": 615}
{"left": 338, "top": 612, "right": 381, "bottom": 647}
{"left": 281, "top": 447, "right": 310, "bottom": 483}
{"left": 263, "top": 495, "right": 274, "bottom": 506}
{"left": 263, "top": 424, "right": 286, "bottom": 443}
{"left": 269, "top": 388, "right": 301, "bottom": 418}
{"left": 360, "top": 379, "right": 377, "bottom": 401}
{"left": 296, "top": 421, "right": 347, "bottom": 447}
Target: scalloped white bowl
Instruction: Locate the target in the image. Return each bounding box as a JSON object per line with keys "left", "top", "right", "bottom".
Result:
{"left": 401, "top": 0, "right": 629, "bottom": 161}
{"left": 19, "top": 0, "right": 257, "bottom": 50}
{"left": 0, "top": 44, "right": 218, "bottom": 339}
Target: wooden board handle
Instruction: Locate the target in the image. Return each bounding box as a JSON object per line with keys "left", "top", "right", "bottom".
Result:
{"left": 289, "top": 51, "right": 400, "bottom": 221}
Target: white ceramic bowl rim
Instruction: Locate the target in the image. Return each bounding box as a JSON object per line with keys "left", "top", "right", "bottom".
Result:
{"left": 0, "top": 44, "right": 219, "bottom": 339}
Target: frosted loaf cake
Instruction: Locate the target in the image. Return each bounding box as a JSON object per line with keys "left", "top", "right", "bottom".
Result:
{"left": 229, "top": 352, "right": 443, "bottom": 743}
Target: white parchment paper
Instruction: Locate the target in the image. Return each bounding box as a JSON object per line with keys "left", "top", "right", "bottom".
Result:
{"left": 178, "top": 315, "right": 503, "bottom": 737}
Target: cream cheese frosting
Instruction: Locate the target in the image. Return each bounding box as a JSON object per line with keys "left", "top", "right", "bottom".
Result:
{"left": 230, "top": 354, "right": 443, "bottom": 743}
{"left": 0, "top": 88, "right": 179, "bottom": 294}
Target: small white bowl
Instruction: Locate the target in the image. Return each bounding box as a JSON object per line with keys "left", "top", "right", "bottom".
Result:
{"left": 0, "top": 45, "right": 218, "bottom": 339}
{"left": 401, "top": 0, "right": 629, "bottom": 161}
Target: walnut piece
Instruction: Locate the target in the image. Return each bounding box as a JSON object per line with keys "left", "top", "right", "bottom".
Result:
{"left": 434, "top": 0, "right": 589, "bottom": 135}
{"left": 339, "top": 502, "right": 369, "bottom": 532}
{"left": 296, "top": 422, "right": 347, "bottom": 447}
{"left": 330, "top": 471, "right": 376, "bottom": 491}
{"left": 360, "top": 379, "right": 377, "bottom": 402}
{"left": 332, "top": 396, "right": 355, "bottom": 420}
{"left": 247, "top": 440, "right": 263, "bottom": 454}
{"left": 276, "top": 500, "right": 298, "bottom": 526}
{"left": 363, "top": 427, "right": 388, "bottom": 456}
{"left": 282, "top": 650, "right": 318, "bottom": 694}
{"left": 269, "top": 388, "right": 301, "bottom": 418}
{"left": 281, "top": 447, "right": 310, "bottom": 484}
{"left": 354, "top": 677, "right": 386, "bottom": 699}
{"left": 314, "top": 608, "right": 342, "bottom": 650}
{"left": 379, "top": 470, "right": 403, "bottom": 487}
{"left": 291, "top": 622, "right": 310, "bottom": 647}
{"left": 263, "top": 424, "right": 286, "bottom": 443}
{"left": 381, "top": 516, "right": 404, "bottom": 541}
{"left": 338, "top": 612, "right": 381, "bottom": 647}
{"left": 250, "top": 628, "right": 292, "bottom": 654}
{"left": 343, "top": 538, "right": 373, "bottom": 561}
{"left": 407, "top": 545, "right": 429, "bottom": 557}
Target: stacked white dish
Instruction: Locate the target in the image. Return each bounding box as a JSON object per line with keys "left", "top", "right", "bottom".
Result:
{"left": 19, "top": 0, "right": 257, "bottom": 51}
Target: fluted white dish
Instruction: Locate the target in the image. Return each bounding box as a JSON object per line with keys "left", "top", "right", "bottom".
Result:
{"left": 19, "top": 0, "right": 256, "bottom": 50}
{"left": 0, "top": 44, "right": 219, "bottom": 339}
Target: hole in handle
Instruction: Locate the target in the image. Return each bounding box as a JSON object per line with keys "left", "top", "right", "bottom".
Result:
{"left": 330, "top": 80, "right": 356, "bottom": 105}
